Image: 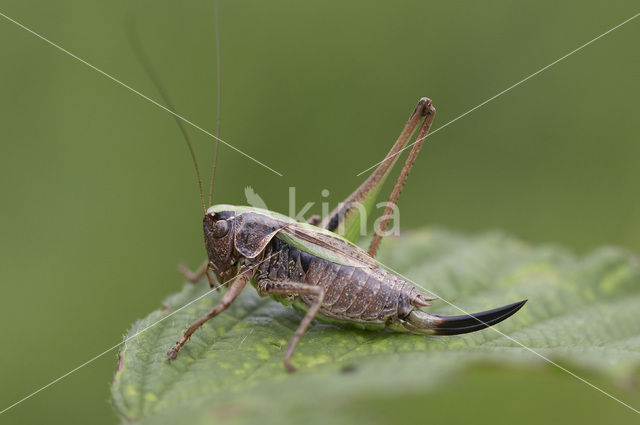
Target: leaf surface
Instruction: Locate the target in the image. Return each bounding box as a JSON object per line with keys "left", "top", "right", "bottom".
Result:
{"left": 111, "top": 229, "right": 640, "bottom": 424}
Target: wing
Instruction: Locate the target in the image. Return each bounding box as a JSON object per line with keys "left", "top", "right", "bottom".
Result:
{"left": 277, "top": 224, "right": 378, "bottom": 269}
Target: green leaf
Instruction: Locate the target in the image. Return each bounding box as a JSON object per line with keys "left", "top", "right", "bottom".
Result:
{"left": 111, "top": 229, "right": 640, "bottom": 424}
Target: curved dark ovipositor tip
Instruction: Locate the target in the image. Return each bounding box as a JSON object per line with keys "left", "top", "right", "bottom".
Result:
{"left": 430, "top": 299, "right": 527, "bottom": 336}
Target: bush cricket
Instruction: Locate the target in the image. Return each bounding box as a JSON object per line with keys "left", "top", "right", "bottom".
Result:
{"left": 131, "top": 21, "right": 526, "bottom": 374}
{"left": 172, "top": 99, "right": 526, "bottom": 372}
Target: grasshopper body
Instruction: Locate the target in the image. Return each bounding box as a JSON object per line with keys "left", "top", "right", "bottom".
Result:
{"left": 166, "top": 98, "right": 526, "bottom": 371}
{"left": 209, "top": 205, "right": 523, "bottom": 332}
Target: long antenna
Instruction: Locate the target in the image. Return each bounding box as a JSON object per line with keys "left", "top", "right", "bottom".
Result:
{"left": 126, "top": 19, "right": 207, "bottom": 213}
{"left": 208, "top": 0, "right": 221, "bottom": 207}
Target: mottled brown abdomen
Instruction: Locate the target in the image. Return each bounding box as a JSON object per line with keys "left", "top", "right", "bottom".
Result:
{"left": 256, "top": 237, "right": 429, "bottom": 324}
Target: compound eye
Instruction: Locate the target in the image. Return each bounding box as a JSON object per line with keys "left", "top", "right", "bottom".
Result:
{"left": 212, "top": 219, "right": 229, "bottom": 238}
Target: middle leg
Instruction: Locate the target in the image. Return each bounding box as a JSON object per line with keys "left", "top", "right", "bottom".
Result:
{"left": 258, "top": 280, "right": 326, "bottom": 372}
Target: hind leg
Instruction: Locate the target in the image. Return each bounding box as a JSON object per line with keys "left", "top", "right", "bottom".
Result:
{"left": 319, "top": 98, "right": 436, "bottom": 255}
{"left": 368, "top": 102, "right": 436, "bottom": 257}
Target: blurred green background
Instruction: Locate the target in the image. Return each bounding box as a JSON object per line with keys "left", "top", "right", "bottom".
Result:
{"left": 1, "top": 0, "right": 639, "bottom": 424}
